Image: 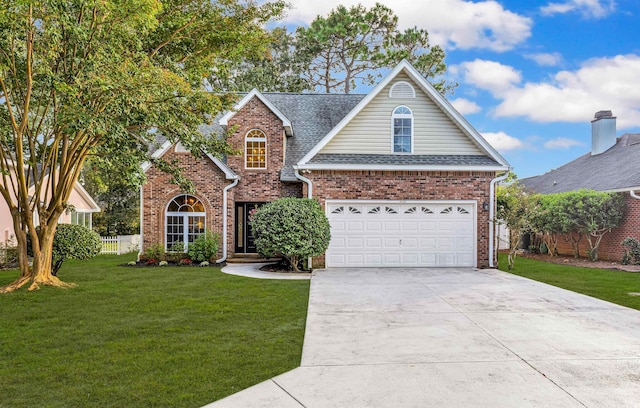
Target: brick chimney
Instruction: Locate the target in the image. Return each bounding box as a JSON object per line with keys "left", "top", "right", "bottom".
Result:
{"left": 591, "top": 110, "right": 616, "bottom": 155}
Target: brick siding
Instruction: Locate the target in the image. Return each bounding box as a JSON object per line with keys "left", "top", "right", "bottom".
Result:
{"left": 142, "top": 96, "right": 303, "bottom": 258}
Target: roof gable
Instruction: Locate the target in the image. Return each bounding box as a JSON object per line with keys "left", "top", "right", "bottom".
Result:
{"left": 297, "top": 60, "right": 508, "bottom": 168}
{"left": 219, "top": 89, "right": 293, "bottom": 136}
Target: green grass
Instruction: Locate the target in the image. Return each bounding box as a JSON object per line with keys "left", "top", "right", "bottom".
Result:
{"left": 0, "top": 255, "right": 310, "bottom": 408}
{"left": 498, "top": 253, "right": 640, "bottom": 311}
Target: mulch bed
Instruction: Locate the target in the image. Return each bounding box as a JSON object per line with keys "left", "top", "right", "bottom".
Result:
{"left": 516, "top": 251, "right": 640, "bottom": 273}
{"left": 259, "top": 259, "right": 312, "bottom": 274}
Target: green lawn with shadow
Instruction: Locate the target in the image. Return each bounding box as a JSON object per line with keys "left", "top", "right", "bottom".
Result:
{"left": 499, "top": 253, "right": 640, "bottom": 311}
{"left": 0, "top": 254, "right": 309, "bottom": 407}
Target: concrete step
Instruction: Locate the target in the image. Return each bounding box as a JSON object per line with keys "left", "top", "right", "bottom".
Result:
{"left": 226, "top": 256, "right": 282, "bottom": 264}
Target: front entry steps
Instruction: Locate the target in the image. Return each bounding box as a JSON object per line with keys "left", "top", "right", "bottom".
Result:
{"left": 226, "top": 255, "right": 282, "bottom": 264}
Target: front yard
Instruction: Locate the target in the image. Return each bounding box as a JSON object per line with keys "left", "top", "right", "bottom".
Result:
{"left": 498, "top": 253, "right": 640, "bottom": 311}
{"left": 0, "top": 255, "right": 310, "bottom": 407}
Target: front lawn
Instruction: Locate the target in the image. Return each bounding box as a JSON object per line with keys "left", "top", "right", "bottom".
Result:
{"left": 0, "top": 254, "right": 309, "bottom": 407}
{"left": 498, "top": 253, "right": 640, "bottom": 311}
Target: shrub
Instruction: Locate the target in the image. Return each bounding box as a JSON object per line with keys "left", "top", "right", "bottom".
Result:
{"left": 143, "top": 243, "right": 165, "bottom": 261}
{"left": 159, "top": 261, "right": 168, "bottom": 267}
{"left": 50, "top": 224, "right": 102, "bottom": 275}
{"left": 146, "top": 258, "right": 158, "bottom": 266}
{"left": 179, "top": 258, "right": 192, "bottom": 266}
{"left": 250, "top": 198, "right": 330, "bottom": 272}
{"left": 127, "top": 261, "right": 137, "bottom": 266}
{"left": 622, "top": 238, "right": 640, "bottom": 265}
{"left": 188, "top": 231, "right": 219, "bottom": 262}
{"left": 199, "top": 261, "right": 209, "bottom": 267}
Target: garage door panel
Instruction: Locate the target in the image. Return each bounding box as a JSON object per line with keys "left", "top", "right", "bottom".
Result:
{"left": 366, "top": 237, "right": 383, "bottom": 248}
{"left": 384, "top": 221, "right": 401, "bottom": 231}
{"left": 347, "top": 237, "right": 364, "bottom": 248}
{"left": 402, "top": 237, "right": 419, "bottom": 248}
{"left": 366, "top": 221, "right": 383, "bottom": 231}
{"left": 326, "top": 201, "right": 476, "bottom": 268}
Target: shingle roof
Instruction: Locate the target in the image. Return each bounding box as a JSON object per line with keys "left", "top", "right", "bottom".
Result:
{"left": 308, "top": 153, "right": 500, "bottom": 167}
{"left": 259, "top": 93, "right": 365, "bottom": 180}
{"left": 521, "top": 133, "right": 640, "bottom": 193}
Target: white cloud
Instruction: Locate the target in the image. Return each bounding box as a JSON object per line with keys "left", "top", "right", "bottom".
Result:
{"left": 544, "top": 138, "right": 584, "bottom": 149}
{"left": 283, "top": 0, "right": 532, "bottom": 52}
{"left": 524, "top": 52, "right": 563, "bottom": 66}
{"left": 482, "top": 132, "right": 524, "bottom": 151}
{"left": 493, "top": 54, "right": 640, "bottom": 128}
{"left": 540, "top": 0, "right": 615, "bottom": 19}
{"left": 452, "top": 59, "right": 522, "bottom": 96}
{"left": 450, "top": 98, "right": 481, "bottom": 115}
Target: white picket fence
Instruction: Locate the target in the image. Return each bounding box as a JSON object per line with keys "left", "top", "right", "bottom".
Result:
{"left": 101, "top": 235, "right": 140, "bottom": 255}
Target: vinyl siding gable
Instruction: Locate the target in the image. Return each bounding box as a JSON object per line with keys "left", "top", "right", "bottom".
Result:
{"left": 320, "top": 71, "right": 485, "bottom": 156}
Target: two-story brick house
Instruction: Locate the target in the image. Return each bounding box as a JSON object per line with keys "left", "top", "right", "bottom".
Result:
{"left": 141, "top": 61, "right": 510, "bottom": 268}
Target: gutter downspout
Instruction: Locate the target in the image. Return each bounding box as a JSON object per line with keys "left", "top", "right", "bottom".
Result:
{"left": 294, "top": 167, "right": 313, "bottom": 268}
{"left": 138, "top": 185, "right": 144, "bottom": 262}
{"left": 216, "top": 177, "right": 239, "bottom": 264}
{"left": 630, "top": 190, "right": 640, "bottom": 200}
{"left": 294, "top": 167, "right": 312, "bottom": 199}
{"left": 489, "top": 171, "right": 510, "bottom": 268}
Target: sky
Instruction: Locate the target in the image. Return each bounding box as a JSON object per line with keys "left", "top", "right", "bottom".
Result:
{"left": 277, "top": 0, "right": 640, "bottom": 178}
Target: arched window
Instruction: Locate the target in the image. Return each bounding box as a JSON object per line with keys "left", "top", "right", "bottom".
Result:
{"left": 392, "top": 106, "right": 413, "bottom": 153}
{"left": 165, "top": 194, "right": 206, "bottom": 251}
{"left": 245, "top": 129, "right": 267, "bottom": 169}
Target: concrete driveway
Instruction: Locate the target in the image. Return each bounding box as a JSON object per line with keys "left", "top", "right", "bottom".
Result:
{"left": 206, "top": 267, "right": 640, "bottom": 407}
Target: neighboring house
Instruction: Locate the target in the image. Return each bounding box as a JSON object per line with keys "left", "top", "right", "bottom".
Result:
{"left": 141, "top": 61, "right": 510, "bottom": 268}
{"left": 521, "top": 111, "right": 640, "bottom": 261}
{"left": 0, "top": 169, "right": 101, "bottom": 244}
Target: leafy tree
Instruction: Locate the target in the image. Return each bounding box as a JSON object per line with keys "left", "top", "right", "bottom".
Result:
{"left": 81, "top": 157, "right": 140, "bottom": 236}
{"left": 250, "top": 198, "right": 330, "bottom": 272}
{"left": 496, "top": 181, "right": 535, "bottom": 270}
{"left": 0, "top": 0, "right": 284, "bottom": 292}
{"left": 295, "top": 3, "right": 454, "bottom": 94}
{"left": 210, "top": 27, "right": 312, "bottom": 93}
{"left": 571, "top": 190, "right": 625, "bottom": 261}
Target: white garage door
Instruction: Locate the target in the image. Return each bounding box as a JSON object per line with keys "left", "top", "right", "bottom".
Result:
{"left": 326, "top": 201, "right": 476, "bottom": 268}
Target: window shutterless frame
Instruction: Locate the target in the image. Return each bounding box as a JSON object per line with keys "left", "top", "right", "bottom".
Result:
{"left": 245, "top": 129, "right": 267, "bottom": 169}
{"left": 391, "top": 105, "right": 413, "bottom": 153}
{"left": 165, "top": 194, "right": 206, "bottom": 251}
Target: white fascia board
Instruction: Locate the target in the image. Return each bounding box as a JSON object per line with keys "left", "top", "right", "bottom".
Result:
{"left": 297, "top": 163, "right": 510, "bottom": 172}
{"left": 74, "top": 181, "right": 101, "bottom": 212}
{"left": 297, "top": 60, "right": 510, "bottom": 168}
{"left": 205, "top": 153, "right": 239, "bottom": 180}
{"left": 219, "top": 89, "right": 293, "bottom": 136}
{"left": 141, "top": 140, "right": 172, "bottom": 173}
{"left": 603, "top": 186, "right": 640, "bottom": 194}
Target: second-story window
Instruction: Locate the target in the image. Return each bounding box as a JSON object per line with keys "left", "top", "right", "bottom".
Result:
{"left": 392, "top": 106, "right": 413, "bottom": 153}
{"left": 245, "top": 129, "right": 267, "bottom": 169}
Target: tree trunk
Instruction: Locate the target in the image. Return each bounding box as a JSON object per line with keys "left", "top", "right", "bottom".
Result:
{"left": 0, "top": 218, "right": 74, "bottom": 293}
{"left": 28, "top": 223, "right": 75, "bottom": 291}
{"left": 0, "top": 215, "right": 32, "bottom": 293}
{"left": 289, "top": 255, "right": 300, "bottom": 272}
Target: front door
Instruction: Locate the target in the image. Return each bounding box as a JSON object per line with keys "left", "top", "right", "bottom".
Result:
{"left": 235, "top": 202, "right": 266, "bottom": 254}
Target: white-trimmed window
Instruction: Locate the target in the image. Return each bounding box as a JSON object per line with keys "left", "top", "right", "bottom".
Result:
{"left": 71, "top": 211, "right": 92, "bottom": 228}
{"left": 165, "top": 194, "right": 206, "bottom": 251}
{"left": 392, "top": 106, "right": 413, "bottom": 153}
{"left": 245, "top": 129, "right": 267, "bottom": 169}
